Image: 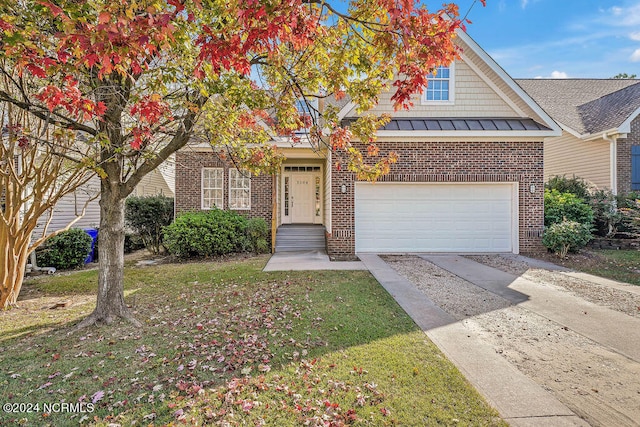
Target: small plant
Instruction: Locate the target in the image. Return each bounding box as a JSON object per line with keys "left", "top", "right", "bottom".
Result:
{"left": 544, "top": 189, "right": 594, "bottom": 227}
{"left": 542, "top": 220, "right": 592, "bottom": 258}
{"left": 545, "top": 175, "right": 592, "bottom": 200}
{"left": 590, "top": 189, "right": 623, "bottom": 237}
{"left": 246, "top": 217, "right": 270, "bottom": 253}
{"left": 36, "top": 228, "right": 93, "bottom": 270}
{"left": 163, "top": 209, "right": 248, "bottom": 258}
{"left": 125, "top": 195, "right": 174, "bottom": 254}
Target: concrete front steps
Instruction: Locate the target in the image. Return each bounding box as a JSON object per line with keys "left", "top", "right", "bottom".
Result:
{"left": 275, "top": 224, "right": 326, "bottom": 252}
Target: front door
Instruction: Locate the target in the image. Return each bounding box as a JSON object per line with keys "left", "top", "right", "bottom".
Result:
{"left": 291, "top": 173, "right": 314, "bottom": 223}
{"left": 282, "top": 167, "right": 322, "bottom": 224}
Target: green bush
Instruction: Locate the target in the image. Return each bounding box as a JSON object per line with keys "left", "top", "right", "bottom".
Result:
{"left": 246, "top": 217, "right": 270, "bottom": 253}
{"left": 125, "top": 195, "right": 174, "bottom": 254}
{"left": 37, "top": 228, "right": 93, "bottom": 270}
{"left": 545, "top": 175, "right": 592, "bottom": 200}
{"left": 618, "top": 192, "right": 640, "bottom": 237}
{"left": 163, "top": 209, "right": 249, "bottom": 258}
{"left": 542, "top": 221, "right": 592, "bottom": 258}
{"left": 124, "top": 233, "right": 146, "bottom": 254}
{"left": 544, "top": 189, "right": 594, "bottom": 227}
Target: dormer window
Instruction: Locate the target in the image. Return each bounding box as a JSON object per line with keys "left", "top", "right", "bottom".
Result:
{"left": 295, "top": 98, "right": 318, "bottom": 134}
{"left": 423, "top": 64, "right": 455, "bottom": 104}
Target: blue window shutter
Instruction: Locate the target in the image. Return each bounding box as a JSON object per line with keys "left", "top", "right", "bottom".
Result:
{"left": 632, "top": 145, "right": 640, "bottom": 190}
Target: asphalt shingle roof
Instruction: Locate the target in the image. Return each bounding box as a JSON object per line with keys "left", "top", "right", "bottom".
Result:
{"left": 515, "top": 79, "right": 640, "bottom": 135}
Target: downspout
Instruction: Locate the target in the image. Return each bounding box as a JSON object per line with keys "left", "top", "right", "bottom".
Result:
{"left": 603, "top": 132, "right": 618, "bottom": 195}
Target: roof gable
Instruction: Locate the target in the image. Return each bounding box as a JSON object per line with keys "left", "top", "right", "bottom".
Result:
{"left": 338, "top": 29, "right": 560, "bottom": 137}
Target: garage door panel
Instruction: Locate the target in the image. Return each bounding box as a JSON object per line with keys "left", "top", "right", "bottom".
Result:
{"left": 355, "top": 183, "right": 515, "bottom": 253}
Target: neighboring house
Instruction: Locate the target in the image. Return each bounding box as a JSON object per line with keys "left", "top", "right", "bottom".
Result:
{"left": 516, "top": 79, "right": 640, "bottom": 194}
{"left": 175, "top": 30, "right": 560, "bottom": 259}
{"left": 33, "top": 157, "right": 175, "bottom": 238}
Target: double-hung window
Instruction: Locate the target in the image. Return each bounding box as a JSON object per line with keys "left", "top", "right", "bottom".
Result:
{"left": 202, "top": 168, "right": 223, "bottom": 209}
{"left": 424, "top": 64, "right": 454, "bottom": 104}
{"left": 229, "top": 169, "right": 251, "bottom": 210}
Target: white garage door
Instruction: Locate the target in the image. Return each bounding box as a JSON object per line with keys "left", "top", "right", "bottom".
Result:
{"left": 355, "top": 183, "right": 516, "bottom": 253}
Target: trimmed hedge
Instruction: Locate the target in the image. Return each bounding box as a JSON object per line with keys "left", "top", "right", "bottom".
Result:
{"left": 163, "top": 209, "right": 250, "bottom": 258}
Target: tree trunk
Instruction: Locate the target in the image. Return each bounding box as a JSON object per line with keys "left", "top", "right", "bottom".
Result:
{"left": 76, "top": 182, "right": 141, "bottom": 328}
{"left": 0, "top": 229, "right": 30, "bottom": 309}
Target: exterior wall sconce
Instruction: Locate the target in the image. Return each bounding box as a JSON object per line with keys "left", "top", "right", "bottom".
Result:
{"left": 530, "top": 184, "right": 536, "bottom": 194}
{"left": 341, "top": 184, "right": 347, "bottom": 194}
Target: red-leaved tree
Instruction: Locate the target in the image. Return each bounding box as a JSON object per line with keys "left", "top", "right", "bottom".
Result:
{"left": 0, "top": 0, "right": 482, "bottom": 325}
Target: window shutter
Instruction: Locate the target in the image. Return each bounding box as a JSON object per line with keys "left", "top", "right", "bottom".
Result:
{"left": 632, "top": 145, "right": 640, "bottom": 190}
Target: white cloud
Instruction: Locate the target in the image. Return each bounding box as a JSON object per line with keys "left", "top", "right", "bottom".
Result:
{"left": 630, "top": 48, "right": 640, "bottom": 62}
{"left": 535, "top": 71, "right": 569, "bottom": 79}
{"left": 609, "top": 4, "right": 640, "bottom": 26}
{"left": 630, "top": 32, "right": 640, "bottom": 41}
{"left": 521, "top": 0, "right": 529, "bottom": 9}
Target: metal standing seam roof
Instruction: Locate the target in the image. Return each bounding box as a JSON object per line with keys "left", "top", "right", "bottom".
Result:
{"left": 341, "top": 117, "right": 552, "bottom": 132}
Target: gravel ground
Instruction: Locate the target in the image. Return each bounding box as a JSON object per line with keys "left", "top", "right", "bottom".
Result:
{"left": 467, "top": 255, "right": 640, "bottom": 319}
{"left": 383, "top": 255, "right": 640, "bottom": 427}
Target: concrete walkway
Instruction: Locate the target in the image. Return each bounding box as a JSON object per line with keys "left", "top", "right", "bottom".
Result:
{"left": 360, "top": 254, "right": 589, "bottom": 426}
{"left": 263, "top": 250, "right": 367, "bottom": 271}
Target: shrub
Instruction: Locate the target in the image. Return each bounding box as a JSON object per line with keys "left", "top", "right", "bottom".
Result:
{"left": 163, "top": 209, "right": 248, "bottom": 258}
{"left": 124, "top": 233, "right": 146, "bottom": 254}
{"left": 542, "top": 220, "right": 592, "bottom": 258}
{"left": 544, "top": 189, "right": 594, "bottom": 227}
{"left": 545, "top": 175, "right": 592, "bottom": 200}
{"left": 125, "top": 195, "right": 174, "bottom": 254}
{"left": 246, "top": 217, "right": 270, "bottom": 253}
{"left": 37, "top": 228, "right": 93, "bottom": 270}
{"left": 618, "top": 192, "right": 640, "bottom": 237}
{"left": 589, "top": 189, "right": 623, "bottom": 237}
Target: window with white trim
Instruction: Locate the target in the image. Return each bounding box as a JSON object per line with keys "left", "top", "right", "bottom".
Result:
{"left": 202, "top": 168, "right": 223, "bottom": 209}
{"left": 424, "top": 64, "right": 454, "bottom": 103}
{"left": 229, "top": 169, "right": 251, "bottom": 210}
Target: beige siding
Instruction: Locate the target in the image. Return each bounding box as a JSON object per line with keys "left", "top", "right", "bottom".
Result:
{"left": 324, "top": 152, "right": 332, "bottom": 232}
{"left": 132, "top": 168, "right": 174, "bottom": 197}
{"left": 359, "top": 60, "right": 518, "bottom": 118}
{"left": 544, "top": 132, "right": 611, "bottom": 189}
{"left": 33, "top": 175, "right": 101, "bottom": 239}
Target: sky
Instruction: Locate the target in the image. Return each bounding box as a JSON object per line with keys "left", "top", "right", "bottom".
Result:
{"left": 452, "top": 0, "right": 640, "bottom": 79}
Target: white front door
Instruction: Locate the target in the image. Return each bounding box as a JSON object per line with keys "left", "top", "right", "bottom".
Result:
{"left": 282, "top": 169, "right": 322, "bottom": 224}
{"left": 290, "top": 173, "right": 314, "bottom": 223}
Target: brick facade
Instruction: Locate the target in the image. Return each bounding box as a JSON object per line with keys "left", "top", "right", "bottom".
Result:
{"left": 175, "top": 151, "right": 273, "bottom": 225}
{"left": 617, "top": 116, "right": 639, "bottom": 195}
{"left": 327, "top": 141, "right": 546, "bottom": 258}
{"left": 177, "top": 141, "right": 546, "bottom": 258}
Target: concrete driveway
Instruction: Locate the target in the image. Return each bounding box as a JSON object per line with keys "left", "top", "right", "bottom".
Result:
{"left": 360, "top": 254, "right": 640, "bottom": 427}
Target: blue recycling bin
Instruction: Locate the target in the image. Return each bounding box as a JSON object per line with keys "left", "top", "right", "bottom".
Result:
{"left": 84, "top": 228, "right": 99, "bottom": 263}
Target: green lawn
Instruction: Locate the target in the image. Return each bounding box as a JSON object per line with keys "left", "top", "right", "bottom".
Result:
{"left": 0, "top": 256, "right": 504, "bottom": 426}
{"left": 579, "top": 249, "right": 640, "bottom": 286}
